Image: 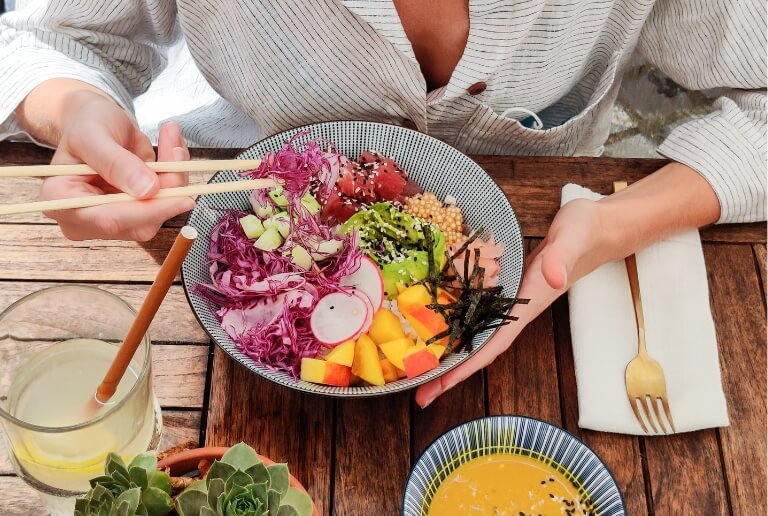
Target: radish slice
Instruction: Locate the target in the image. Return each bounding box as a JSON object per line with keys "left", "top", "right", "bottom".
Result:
{"left": 310, "top": 292, "right": 367, "bottom": 345}
{"left": 340, "top": 256, "right": 384, "bottom": 311}
{"left": 354, "top": 292, "right": 375, "bottom": 336}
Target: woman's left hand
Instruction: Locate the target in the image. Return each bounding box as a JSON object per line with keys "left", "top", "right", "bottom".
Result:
{"left": 414, "top": 162, "right": 720, "bottom": 408}
{"left": 415, "top": 197, "right": 616, "bottom": 407}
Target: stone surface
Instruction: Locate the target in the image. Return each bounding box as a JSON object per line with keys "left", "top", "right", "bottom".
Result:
{"left": 605, "top": 58, "right": 721, "bottom": 158}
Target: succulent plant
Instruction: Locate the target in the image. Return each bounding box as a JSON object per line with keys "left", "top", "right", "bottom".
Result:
{"left": 75, "top": 452, "right": 174, "bottom": 516}
{"left": 174, "top": 443, "right": 313, "bottom": 516}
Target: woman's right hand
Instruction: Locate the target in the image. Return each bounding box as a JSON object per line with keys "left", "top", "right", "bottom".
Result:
{"left": 36, "top": 90, "right": 195, "bottom": 241}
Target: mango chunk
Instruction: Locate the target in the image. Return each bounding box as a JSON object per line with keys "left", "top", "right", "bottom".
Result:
{"left": 380, "top": 358, "right": 400, "bottom": 383}
{"left": 379, "top": 337, "right": 414, "bottom": 371}
{"left": 325, "top": 339, "right": 355, "bottom": 367}
{"left": 397, "top": 285, "right": 450, "bottom": 346}
{"left": 402, "top": 347, "right": 440, "bottom": 379}
{"left": 368, "top": 308, "right": 405, "bottom": 345}
{"left": 300, "top": 358, "right": 351, "bottom": 387}
{"left": 427, "top": 343, "right": 447, "bottom": 359}
{"left": 351, "top": 335, "right": 385, "bottom": 386}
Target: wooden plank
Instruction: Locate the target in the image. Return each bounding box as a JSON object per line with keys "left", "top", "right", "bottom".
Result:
{"left": 0, "top": 177, "right": 47, "bottom": 225}
{"left": 205, "top": 348, "right": 333, "bottom": 516}
{"left": 0, "top": 477, "right": 46, "bottom": 515}
{"left": 754, "top": 244, "right": 767, "bottom": 301}
{"left": 637, "top": 246, "right": 749, "bottom": 514}
{"left": 471, "top": 156, "right": 764, "bottom": 243}
{"left": 334, "top": 393, "right": 410, "bottom": 516}
{"left": 0, "top": 224, "right": 177, "bottom": 282}
{"left": 0, "top": 409, "right": 201, "bottom": 474}
{"left": 157, "top": 410, "right": 204, "bottom": 452}
{"left": 1, "top": 143, "right": 762, "bottom": 243}
{"left": 0, "top": 142, "right": 54, "bottom": 165}
{"left": 0, "top": 142, "right": 234, "bottom": 167}
{"left": 645, "top": 432, "right": 728, "bottom": 514}
{"left": 0, "top": 282, "right": 207, "bottom": 344}
{"left": 552, "top": 297, "right": 649, "bottom": 516}
{"left": 487, "top": 238, "right": 560, "bottom": 423}
{"left": 704, "top": 244, "right": 767, "bottom": 515}
{"left": 153, "top": 344, "right": 209, "bottom": 408}
{"left": 412, "top": 372, "right": 484, "bottom": 459}
{"left": 487, "top": 307, "right": 561, "bottom": 422}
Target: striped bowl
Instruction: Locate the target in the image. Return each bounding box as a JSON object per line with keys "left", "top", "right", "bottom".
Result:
{"left": 181, "top": 121, "right": 524, "bottom": 397}
{"left": 403, "top": 415, "right": 626, "bottom": 515}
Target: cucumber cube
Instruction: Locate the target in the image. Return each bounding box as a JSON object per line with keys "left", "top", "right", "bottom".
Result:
{"left": 300, "top": 193, "right": 321, "bottom": 215}
{"left": 253, "top": 227, "right": 283, "bottom": 252}
{"left": 311, "top": 239, "right": 343, "bottom": 261}
{"left": 239, "top": 214, "right": 265, "bottom": 239}
{"left": 254, "top": 203, "right": 274, "bottom": 219}
{"left": 269, "top": 188, "right": 288, "bottom": 207}
{"left": 291, "top": 245, "right": 313, "bottom": 271}
{"left": 264, "top": 213, "right": 291, "bottom": 238}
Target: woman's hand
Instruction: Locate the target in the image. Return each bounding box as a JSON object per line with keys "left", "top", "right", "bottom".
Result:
{"left": 40, "top": 100, "right": 195, "bottom": 241}
{"left": 17, "top": 80, "right": 195, "bottom": 241}
{"left": 415, "top": 163, "right": 721, "bottom": 407}
{"left": 415, "top": 197, "right": 616, "bottom": 407}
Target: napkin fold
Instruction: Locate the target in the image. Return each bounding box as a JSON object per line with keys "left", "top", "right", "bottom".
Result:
{"left": 563, "top": 184, "right": 729, "bottom": 435}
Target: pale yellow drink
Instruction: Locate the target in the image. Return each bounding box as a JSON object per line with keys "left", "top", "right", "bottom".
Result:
{"left": 1, "top": 338, "right": 161, "bottom": 514}
{"left": 0, "top": 286, "right": 161, "bottom": 515}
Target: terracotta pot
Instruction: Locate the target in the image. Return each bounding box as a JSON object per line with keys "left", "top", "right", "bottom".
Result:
{"left": 157, "top": 447, "right": 320, "bottom": 516}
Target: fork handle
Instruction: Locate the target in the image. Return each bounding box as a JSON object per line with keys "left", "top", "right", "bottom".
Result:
{"left": 624, "top": 253, "right": 649, "bottom": 358}
{"left": 613, "top": 181, "right": 649, "bottom": 358}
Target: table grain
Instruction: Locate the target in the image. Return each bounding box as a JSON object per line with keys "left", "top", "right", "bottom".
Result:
{"left": 0, "top": 142, "right": 764, "bottom": 515}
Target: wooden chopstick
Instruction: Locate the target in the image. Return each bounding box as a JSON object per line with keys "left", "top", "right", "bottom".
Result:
{"left": 0, "top": 178, "right": 278, "bottom": 216}
{"left": 0, "top": 159, "right": 262, "bottom": 178}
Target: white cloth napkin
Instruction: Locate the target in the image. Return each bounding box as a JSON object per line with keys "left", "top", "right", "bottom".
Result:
{"left": 563, "top": 184, "right": 729, "bottom": 435}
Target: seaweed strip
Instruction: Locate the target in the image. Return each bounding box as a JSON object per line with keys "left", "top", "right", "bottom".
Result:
{"left": 419, "top": 225, "right": 529, "bottom": 354}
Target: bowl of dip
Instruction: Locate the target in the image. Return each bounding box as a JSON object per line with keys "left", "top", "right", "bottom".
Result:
{"left": 403, "top": 415, "right": 625, "bottom": 515}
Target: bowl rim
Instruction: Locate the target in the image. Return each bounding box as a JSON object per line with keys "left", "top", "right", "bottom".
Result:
{"left": 401, "top": 414, "right": 627, "bottom": 516}
{"left": 181, "top": 120, "right": 525, "bottom": 398}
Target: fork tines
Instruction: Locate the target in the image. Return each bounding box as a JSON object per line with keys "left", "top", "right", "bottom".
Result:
{"left": 629, "top": 395, "right": 676, "bottom": 434}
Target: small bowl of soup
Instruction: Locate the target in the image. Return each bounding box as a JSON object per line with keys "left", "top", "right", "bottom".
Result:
{"left": 403, "top": 416, "right": 625, "bottom": 516}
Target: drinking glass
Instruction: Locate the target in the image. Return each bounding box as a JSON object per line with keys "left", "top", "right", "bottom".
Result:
{"left": 0, "top": 286, "right": 162, "bottom": 515}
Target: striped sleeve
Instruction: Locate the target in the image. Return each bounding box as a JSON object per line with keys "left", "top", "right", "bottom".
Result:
{"left": 638, "top": 0, "right": 767, "bottom": 224}
{"left": 0, "top": 0, "right": 178, "bottom": 140}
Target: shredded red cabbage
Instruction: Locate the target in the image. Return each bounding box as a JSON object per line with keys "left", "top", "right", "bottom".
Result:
{"left": 242, "top": 131, "right": 339, "bottom": 200}
{"left": 195, "top": 136, "right": 365, "bottom": 376}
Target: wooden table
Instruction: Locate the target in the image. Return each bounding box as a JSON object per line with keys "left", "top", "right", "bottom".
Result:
{"left": 0, "top": 142, "right": 765, "bottom": 515}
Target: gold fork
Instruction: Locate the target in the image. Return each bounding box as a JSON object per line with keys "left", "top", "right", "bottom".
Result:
{"left": 614, "top": 181, "right": 676, "bottom": 434}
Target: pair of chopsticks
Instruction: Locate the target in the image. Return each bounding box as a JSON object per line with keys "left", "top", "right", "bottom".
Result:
{"left": 0, "top": 159, "right": 277, "bottom": 216}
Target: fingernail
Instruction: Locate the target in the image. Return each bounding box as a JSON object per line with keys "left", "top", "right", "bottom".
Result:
{"left": 420, "top": 395, "right": 436, "bottom": 408}
{"left": 172, "top": 146, "right": 186, "bottom": 161}
{"left": 129, "top": 173, "right": 156, "bottom": 198}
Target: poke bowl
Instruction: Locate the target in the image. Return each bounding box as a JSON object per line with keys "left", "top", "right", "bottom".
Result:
{"left": 181, "top": 121, "right": 524, "bottom": 397}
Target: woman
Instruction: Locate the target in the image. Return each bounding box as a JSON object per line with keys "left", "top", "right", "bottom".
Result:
{"left": 0, "top": 0, "right": 764, "bottom": 405}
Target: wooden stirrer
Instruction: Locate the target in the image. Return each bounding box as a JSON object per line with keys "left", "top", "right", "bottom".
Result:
{"left": 86, "top": 225, "right": 198, "bottom": 414}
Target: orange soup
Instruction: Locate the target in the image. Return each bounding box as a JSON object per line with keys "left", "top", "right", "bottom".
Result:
{"left": 427, "top": 453, "right": 595, "bottom": 515}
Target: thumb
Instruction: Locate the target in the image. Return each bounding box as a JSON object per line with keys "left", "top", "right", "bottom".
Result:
{"left": 75, "top": 128, "right": 159, "bottom": 198}
{"left": 540, "top": 245, "right": 571, "bottom": 290}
